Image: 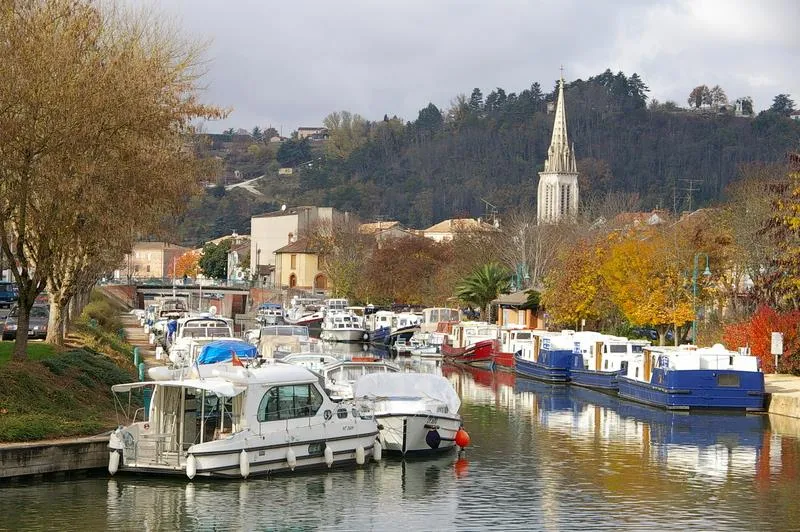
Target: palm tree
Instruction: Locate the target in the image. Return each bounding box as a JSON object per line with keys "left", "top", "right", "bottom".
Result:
{"left": 455, "top": 262, "right": 512, "bottom": 320}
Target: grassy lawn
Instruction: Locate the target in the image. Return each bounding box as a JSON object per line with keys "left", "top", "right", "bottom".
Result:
{"left": 0, "top": 341, "right": 58, "bottom": 366}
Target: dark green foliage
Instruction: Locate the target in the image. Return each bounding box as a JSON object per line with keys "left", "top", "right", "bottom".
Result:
{"left": 277, "top": 138, "right": 312, "bottom": 167}
{"left": 770, "top": 94, "right": 795, "bottom": 117}
{"left": 199, "top": 240, "right": 231, "bottom": 279}
{"left": 174, "top": 71, "right": 799, "bottom": 244}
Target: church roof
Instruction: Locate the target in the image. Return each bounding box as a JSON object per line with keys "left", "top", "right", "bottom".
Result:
{"left": 542, "top": 76, "right": 578, "bottom": 174}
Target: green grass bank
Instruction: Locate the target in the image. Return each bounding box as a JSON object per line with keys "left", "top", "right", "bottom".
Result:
{"left": 0, "top": 292, "right": 137, "bottom": 442}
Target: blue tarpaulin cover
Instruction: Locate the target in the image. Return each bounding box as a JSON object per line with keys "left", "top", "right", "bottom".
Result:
{"left": 197, "top": 339, "right": 258, "bottom": 364}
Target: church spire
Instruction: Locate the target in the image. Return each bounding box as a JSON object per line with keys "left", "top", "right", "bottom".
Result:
{"left": 543, "top": 73, "right": 577, "bottom": 174}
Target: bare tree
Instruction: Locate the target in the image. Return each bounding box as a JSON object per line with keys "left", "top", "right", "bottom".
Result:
{"left": 0, "top": 1, "right": 224, "bottom": 357}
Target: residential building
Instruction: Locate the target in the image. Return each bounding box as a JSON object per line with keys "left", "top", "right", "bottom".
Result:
{"left": 422, "top": 218, "right": 497, "bottom": 243}
{"left": 537, "top": 73, "right": 579, "bottom": 223}
{"left": 273, "top": 237, "right": 327, "bottom": 292}
{"left": 791, "top": 111, "right": 800, "bottom": 121}
{"left": 250, "top": 206, "right": 349, "bottom": 286}
{"left": 296, "top": 127, "right": 328, "bottom": 140}
{"left": 359, "top": 220, "right": 414, "bottom": 247}
{"left": 117, "top": 241, "right": 189, "bottom": 281}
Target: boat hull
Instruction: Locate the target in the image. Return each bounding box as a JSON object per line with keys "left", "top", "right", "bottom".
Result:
{"left": 376, "top": 413, "right": 461, "bottom": 455}
{"left": 617, "top": 369, "right": 765, "bottom": 411}
{"left": 514, "top": 353, "right": 570, "bottom": 383}
{"left": 442, "top": 339, "right": 495, "bottom": 369}
{"left": 320, "top": 328, "right": 369, "bottom": 342}
{"left": 111, "top": 429, "right": 379, "bottom": 478}
{"left": 569, "top": 368, "right": 621, "bottom": 391}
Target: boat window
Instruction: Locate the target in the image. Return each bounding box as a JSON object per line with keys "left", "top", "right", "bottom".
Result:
{"left": 717, "top": 374, "right": 740, "bottom": 387}
{"left": 337, "top": 408, "right": 348, "bottom": 419}
{"left": 635, "top": 367, "right": 639, "bottom": 378}
{"left": 516, "top": 332, "right": 531, "bottom": 340}
{"left": 258, "top": 384, "right": 323, "bottom": 422}
{"left": 632, "top": 345, "right": 644, "bottom": 353}
{"left": 609, "top": 345, "right": 627, "bottom": 353}
{"left": 604, "top": 360, "right": 609, "bottom": 370}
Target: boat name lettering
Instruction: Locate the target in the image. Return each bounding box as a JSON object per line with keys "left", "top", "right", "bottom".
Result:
{"left": 341, "top": 425, "right": 355, "bottom": 431}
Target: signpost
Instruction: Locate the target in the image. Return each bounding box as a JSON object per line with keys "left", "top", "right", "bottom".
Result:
{"left": 771, "top": 332, "right": 784, "bottom": 374}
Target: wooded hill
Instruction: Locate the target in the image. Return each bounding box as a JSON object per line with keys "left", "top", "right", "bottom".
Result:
{"left": 174, "top": 70, "right": 799, "bottom": 245}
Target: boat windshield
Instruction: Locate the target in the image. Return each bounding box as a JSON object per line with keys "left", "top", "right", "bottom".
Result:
{"left": 261, "top": 325, "right": 309, "bottom": 337}
{"left": 182, "top": 327, "right": 231, "bottom": 338}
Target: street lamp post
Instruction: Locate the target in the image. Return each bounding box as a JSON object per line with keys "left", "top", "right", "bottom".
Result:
{"left": 692, "top": 252, "right": 712, "bottom": 344}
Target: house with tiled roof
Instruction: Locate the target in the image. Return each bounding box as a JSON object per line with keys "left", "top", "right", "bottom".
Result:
{"left": 422, "top": 218, "right": 498, "bottom": 243}
{"left": 273, "top": 237, "right": 326, "bottom": 292}
{"left": 250, "top": 206, "right": 349, "bottom": 287}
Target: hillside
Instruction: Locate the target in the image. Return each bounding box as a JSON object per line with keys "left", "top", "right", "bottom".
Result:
{"left": 177, "top": 70, "right": 799, "bottom": 244}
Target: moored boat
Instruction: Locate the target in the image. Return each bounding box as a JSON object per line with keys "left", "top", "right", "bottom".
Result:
{"left": 108, "top": 363, "right": 381, "bottom": 479}
{"left": 354, "top": 373, "right": 464, "bottom": 455}
{"left": 514, "top": 332, "right": 574, "bottom": 383}
{"left": 616, "top": 344, "right": 765, "bottom": 411}
{"left": 440, "top": 321, "right": 498, "bottom": 368}
{"left": 569, "top": 332, "right": 649, "bottom": 392}
{"left": 320, "top": 311, "right": 369, "bottom": 343}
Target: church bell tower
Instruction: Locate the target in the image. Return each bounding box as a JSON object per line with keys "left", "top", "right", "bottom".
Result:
{"left": 537, "top": 72, "right": 579, "bottom": 223}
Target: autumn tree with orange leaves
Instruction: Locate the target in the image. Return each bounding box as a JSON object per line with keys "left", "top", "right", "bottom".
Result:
{"left": 599, "top": 229, "right": 696, "bottom": 345}
{"left": 168, "top": 252, "right": 201, "bottom": 279}
{"left": 542, "top": 236, "right": 613, "bottom": 330}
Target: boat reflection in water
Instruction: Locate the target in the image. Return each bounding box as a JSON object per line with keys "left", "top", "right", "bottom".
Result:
{"left": 104, "top": 453, "right": 463, "bottom": 531}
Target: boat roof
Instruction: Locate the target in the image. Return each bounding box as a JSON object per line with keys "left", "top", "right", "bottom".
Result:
{"left": 112, "top": 379, "right": 245, "bottom": 397}
{"left": 354, "top": 373, "right": 461, "bottom": 413}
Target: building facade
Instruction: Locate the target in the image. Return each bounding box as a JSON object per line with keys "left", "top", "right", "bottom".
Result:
{"left": 537, "top": 75, "right": 579, "bottom": 223}
{"left": 117, "top": 242, "right": 189, "bottom": 281}
{"left": 273, "top": 238, "right": 326, "bottom": 292}
{"left": 250, "top": 206, "right": 348, "bottom": 286}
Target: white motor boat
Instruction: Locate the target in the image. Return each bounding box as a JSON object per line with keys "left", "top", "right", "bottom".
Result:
{"left": 354, "top": 373, "right": 463, "bottom": 455}
{"left": 283, "top": 297, "right": 325, "bottom": 327}
{"left": 320, "top": 312, "right": 369, "bottom": 343}
{"left": 109, "top": 363, "right": 381, "bottom": 479}
{"left": 254, "top": 324, "right": 317, "bottom": 359}
{"left": 320, "top": 358, "right": 401, "bottom": 401}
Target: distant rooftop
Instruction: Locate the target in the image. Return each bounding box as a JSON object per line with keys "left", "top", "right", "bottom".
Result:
{"left": 424, "top": 218, "right": 497, "bottom": 234}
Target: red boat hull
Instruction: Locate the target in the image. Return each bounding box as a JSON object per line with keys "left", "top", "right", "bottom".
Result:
{"left": 442, "top": 339, "right": 495, "bottom": 368}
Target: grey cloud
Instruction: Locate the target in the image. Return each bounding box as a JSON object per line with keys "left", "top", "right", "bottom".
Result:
{"left": 149, "top": 0, "right": 799, "bottom": 132}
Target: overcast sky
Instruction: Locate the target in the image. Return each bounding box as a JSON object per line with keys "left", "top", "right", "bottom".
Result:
{"left": 148, "top": 0, "right": 799, "bottom": 133}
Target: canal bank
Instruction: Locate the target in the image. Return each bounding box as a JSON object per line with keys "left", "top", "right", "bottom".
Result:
{"left": 765, "top": 373, "right": 800, "bottom": 419}
{"left": 0, "top": 434, "right": 109, "bottom": 480}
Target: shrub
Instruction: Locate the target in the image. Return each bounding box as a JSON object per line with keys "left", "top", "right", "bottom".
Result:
{"left": 81, "top": 299, "right": 122, "bottom": 334}
{"left": 723, "top": 306, "right": 800, "bottom": 374}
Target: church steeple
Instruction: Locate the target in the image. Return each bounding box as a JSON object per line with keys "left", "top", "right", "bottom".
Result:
{"left": 543, "top": 75, "right": 577, "bottom": 174}
{"left": 537, "top": 69, "right": 579, "bottom": 223}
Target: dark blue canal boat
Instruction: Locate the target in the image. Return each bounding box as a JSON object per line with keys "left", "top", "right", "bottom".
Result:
{"left": 616, "top": 344, "right": 765, "bottom": 411}
{"left": 513, "top": 334, "right": 574, "bottom": 383}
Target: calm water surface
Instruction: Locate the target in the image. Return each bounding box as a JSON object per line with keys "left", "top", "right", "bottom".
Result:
{"left": 2, "top": 353, "right": 799, "bottom": 531}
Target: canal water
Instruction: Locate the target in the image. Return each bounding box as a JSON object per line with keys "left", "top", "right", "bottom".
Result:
{"left": 2, "top": 356, "right": 799, "bottom": 531}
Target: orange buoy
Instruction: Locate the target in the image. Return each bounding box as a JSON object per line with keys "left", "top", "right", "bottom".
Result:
{"left": 455, "top": 428, "right": 470, "bottom": 448}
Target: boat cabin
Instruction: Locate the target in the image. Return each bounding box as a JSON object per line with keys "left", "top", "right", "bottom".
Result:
{"left": 420, "top": 308, "right": 460, "bottom": 334}
{"left": 325, "top": 298, "right": 349, "bottom": 314}
{"left": 366, "top": 310, "right": 393, "bottom": 332}
{"left": 448, "top": 322, "right": 499, "bottom": 349}
{"left": 571, "top": 332, "right": 649, "bottom": 373}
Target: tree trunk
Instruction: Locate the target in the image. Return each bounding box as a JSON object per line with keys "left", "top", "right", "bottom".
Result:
{"left": 45, "top": 298, "right": 65, "bottom": 346}
{"left": 12, "top": 287, "right": 36, "bottom": 361}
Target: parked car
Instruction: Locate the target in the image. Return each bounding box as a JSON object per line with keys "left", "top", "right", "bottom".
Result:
{"left": 2, "top": 304, "right": 49, "bottom": 340}
{"left": 0, "top": 282, "right": 18, "bottom": 309}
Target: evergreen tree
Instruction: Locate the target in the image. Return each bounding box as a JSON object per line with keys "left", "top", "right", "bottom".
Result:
{"left": 770, "top": 94, "right": 796, "bottom": 117}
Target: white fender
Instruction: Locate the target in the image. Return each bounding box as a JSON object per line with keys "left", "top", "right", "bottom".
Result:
{"left": 355, "top": 445, "right": 365, "bottom": 465}
{"left": 286, "top": 448, "right": 297, "bottom": 471}
{"left": 155, "top": 345, "right": 163, "bottom": 360}
{"left": 186, "top": 454, "right": 197, "bottom": 479}
{"left": 362, "top": 332, "right": 369, "bottom": 341}
{"left": 143, "top": 324, "right": 150, "bottom": 334}
{"left": 324, "top": 445, "right": 334, "bottom": 468}
{"left": 239, "top": 449, "right": 250, "bottom": 478}
{"left": 148, "top": 332, "right": 155, "bottom": 345}
{"left": 372, "top": 440, "right": 382, "bottom": 461}
{"left": 108, "top": 451, "right": 120, "bottom": 475}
